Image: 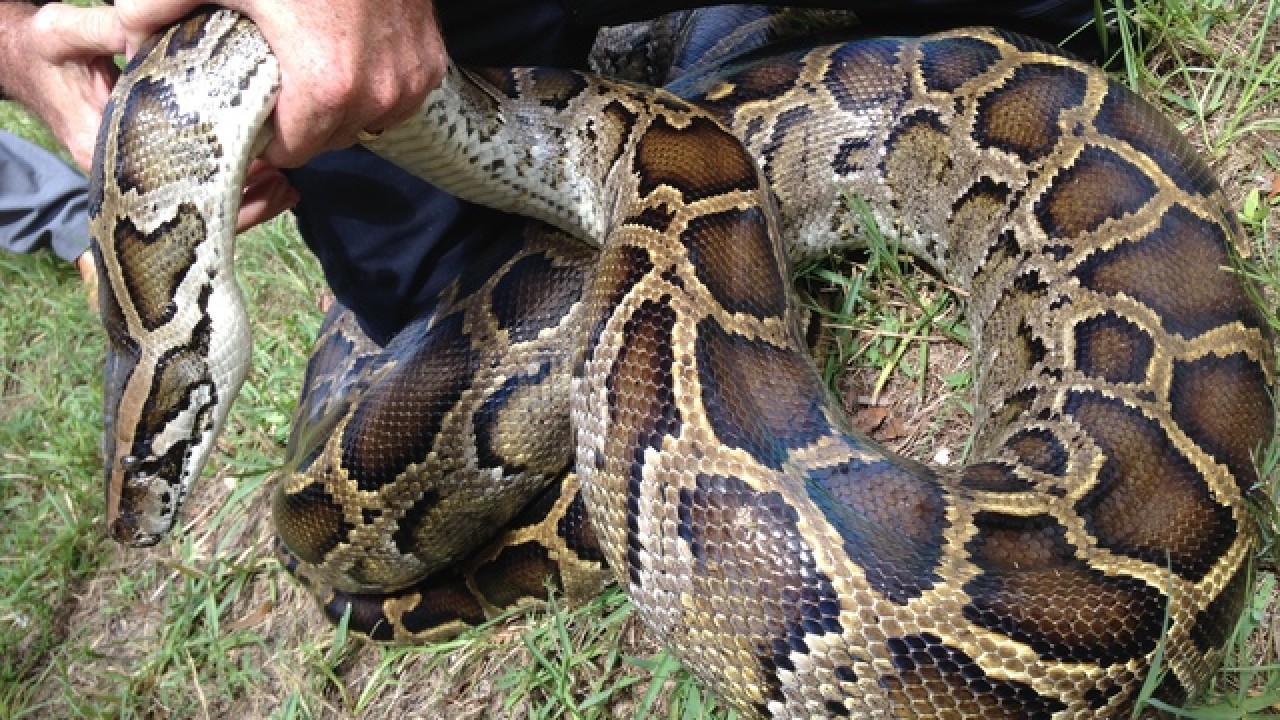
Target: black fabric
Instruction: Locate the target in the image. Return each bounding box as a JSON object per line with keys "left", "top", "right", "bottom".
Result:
{"left": 558, "top": 0, "right": 1109, "bottom": 58}
{"left": 290, "top": 1, "right": 1108, "bottom": 344}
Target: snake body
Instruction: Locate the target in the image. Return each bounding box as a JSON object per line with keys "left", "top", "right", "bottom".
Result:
{"left": 90, "top": 7, "right": 1276, "bottom": 718}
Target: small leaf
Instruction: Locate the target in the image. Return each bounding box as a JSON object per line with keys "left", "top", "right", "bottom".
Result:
{"left": 1242, "top": 188, "right": 1264, "bottom": 222}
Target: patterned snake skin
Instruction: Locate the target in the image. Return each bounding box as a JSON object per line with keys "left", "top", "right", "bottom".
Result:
{"left": 89, "top": 7, "right": 1276, "bottom": 718}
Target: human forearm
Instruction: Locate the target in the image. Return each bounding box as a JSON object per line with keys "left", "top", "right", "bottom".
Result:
{"left": 0, "top": 1, "right": 125, "bottom": 169}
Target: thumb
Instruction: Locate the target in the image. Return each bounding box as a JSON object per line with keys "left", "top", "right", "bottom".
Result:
{"left": 32, "top": 5, "right": 126, "bottom": 60}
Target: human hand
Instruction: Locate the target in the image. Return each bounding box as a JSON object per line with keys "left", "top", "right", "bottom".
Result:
{"left": 115, "top": 0, "right": 447, "bottom": 168}
{"left": 74, "top": 248, "right": 98, "bottom": 309}
{"left": 0, "top": 3, "right": 124, "bottom": 171}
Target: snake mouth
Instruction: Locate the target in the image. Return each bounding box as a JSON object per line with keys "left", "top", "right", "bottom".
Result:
{"left": 105, "top": 459, "right": 180, "bottom": 547}
{"left": 109, "top": 514, "right": 164, "bottom": 548}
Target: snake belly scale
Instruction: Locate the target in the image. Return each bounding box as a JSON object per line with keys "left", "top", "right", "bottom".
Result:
{"left": 89, "top": 8, "right": 1275, "bottom": 718}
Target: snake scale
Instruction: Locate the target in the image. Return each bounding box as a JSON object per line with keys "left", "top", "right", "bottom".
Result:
{"left": 88, "top": 6, "right": 1276, "bottom": 718}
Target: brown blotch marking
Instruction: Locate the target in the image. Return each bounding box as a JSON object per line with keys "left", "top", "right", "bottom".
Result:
{"left": 696, "top": 316, "right": 829, "bottom": 469}
{"left": 973, "top": 63, "right": 1088, "bottom": 163}
{"left": 1170, "top": 352, "right": 1274, "bottom": 497}
{"left": 1065, "top": 390, "right": 1237, "bottom": 582}
{"left": 997, "top": 385, "right": 1040, "bottom": 424}
{"left": 681, "top": 206, "right": 787, "bottom": 319}
{"left": 112, "top": 204, "right": 206, "bottom": 331}
{"left": 691, "top": 51, "right": 805, "bottom": 111}
{"left": 489, "top": 251, "right": 585, "bottom": 344}
{"left": 528, "top": 67, "right": 589, "bottom": 110}
{"left": 473, "top": 541, "right": 563, "bottom": 606}
{"left": 472, "top": 360, "right": 567, "bottom": 473}
{"left": 114, "top": 76, "right": 217, "bottom": 197}
{"left": 586, "top": 243, "right": 653, "bottom": 360}
{"left": 597, "top": 99, "right": 639, "bottom": 171}
{"left": 1073, "top": 311, "right": 1156, "bottom": 385}
{"left": 880, "top": 632, "right": 1068, "bottom": 717}
{"left": 623, "top": 203, "right": 677, "bottom": 234}
{"left": 1017, "top": 317, "right": 1048, "bottom": 368}
{"left": 959, "top": 461, "right": 1035, "bottom": 492}
{"left": 95, "top": 241, "right": 141, "bottom": 379}
{"left": 140, "top": 285, "right": 214, "bottom": 433}
{"left": 1034, "top": 144, "right": 1159, "bottom": 240}
{"left": 1004, "top": 428, "right": 1069, "bottom": 475}
{"left": 822, "top": 39, "right": 905, "bottom": 114}
{"left": 633, "top": 114, "right": 759, "bottom": 203}
{"left": 951, "top": 177, "right": 1014, "bottom": 240}
{"left": 809, "top": 457, "right": 949, "bottom": 604}
{"left": 760, "top": 105, "right": 813, "bottom": 187}
{"left": 390, "top": 489, "right": 442, "bottom": 557}
{"left": 918, "top": 36, "right": 1004, "bottom": 93}
{"left": 474, "top": 67, "right": 521, "bottom": 99}
{"left": 884, "top": 110, "right": 953, "bottom": 197}
{"left": 1190, "top": 562, "right": 1250, "bottom": 655}
{"left": 341, "top": 311, "right": 477, "bottom": 492}
{"left": 556, "top": 483, "right": 606, "bottom": 564}
{"left": 323, "top": 592, "right": 396, "bottom": 642}
{"left": 1093, "top": 83, "right": 1220, "bottom": 198}
{"left": 165, "top": 10, "right": 216, "bottom": 55}
{"left": 396, "top": 575, "right": 488, "bottom": 633}
{"left": 273, "top": 481, "right": 350, "bottom": 566}
{"left": 962, "top": 512, "right": 1164, "bottom": 666}
{"left": 1073, "top": 203, "right": 1265, "bottom": 339}
{"left": 676, "top": 473, "right": 845, "bottom": 708}
{"left": 605, "top": 297, "right": 681, "bottom": 585}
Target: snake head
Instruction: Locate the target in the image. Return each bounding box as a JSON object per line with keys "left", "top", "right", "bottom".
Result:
{"left": 96, "top": 256, "right": 251, "bottom": 548}
{"left": 107, "top": 454, "right": 180, "bottom": 547}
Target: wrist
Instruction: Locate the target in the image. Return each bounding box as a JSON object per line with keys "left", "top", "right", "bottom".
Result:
{"left": 0, "top": 2, "right": 42, "bottom": 107}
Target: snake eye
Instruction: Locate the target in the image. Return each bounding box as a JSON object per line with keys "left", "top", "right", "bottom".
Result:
{"left": 121, "top": 454, "right": 139, "bottom": 470}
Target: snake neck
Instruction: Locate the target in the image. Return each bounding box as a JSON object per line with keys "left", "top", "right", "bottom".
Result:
{"left": 91, "top": 9, "right": 278, "bottom": 545}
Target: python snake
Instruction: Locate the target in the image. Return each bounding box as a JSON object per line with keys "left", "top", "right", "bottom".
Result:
{"left": 89, "top": 7, "right": 1276, "bottom": 718}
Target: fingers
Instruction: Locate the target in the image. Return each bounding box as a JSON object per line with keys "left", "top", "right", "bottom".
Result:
{"left": 62, "top": 56, "right": 120, "bottom": 171}
{"left": 236, "top": 162, "right": 299, "bottom": 232}
{"left": 112, "top": 0, "right": 446, "bottom": 168}
{"left": 247, "top": 0, "right": 446, "bottom": 168}
{"left": 31, "top": 4, "right": 126, "bottom": 60}
{"left": 114, "top": 0, "right": 221, "bottom": 56}
{"left": 75, "top": 250, "right": 100, "bottom": 311}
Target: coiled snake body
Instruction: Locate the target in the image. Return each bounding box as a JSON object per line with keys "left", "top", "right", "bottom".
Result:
{"left": 90, "top": 7, "right": 1275, "bottom": 718}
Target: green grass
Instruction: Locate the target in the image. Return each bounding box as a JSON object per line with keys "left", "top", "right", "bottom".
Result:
{"left": 2, "top": 1, "right": 1279, "bottom": 718}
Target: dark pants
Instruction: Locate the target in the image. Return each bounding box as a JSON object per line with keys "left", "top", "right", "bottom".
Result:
{"left": 288, "top": 1, "right": 1106, "bottom": 344}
